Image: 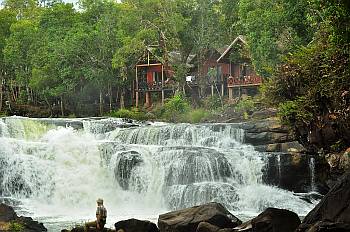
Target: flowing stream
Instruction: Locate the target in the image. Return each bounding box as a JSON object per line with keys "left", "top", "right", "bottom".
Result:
{"left": 0, "top": 117, "right": 318, "bottom": 231}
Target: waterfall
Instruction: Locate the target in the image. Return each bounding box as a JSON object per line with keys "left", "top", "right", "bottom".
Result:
{"left": 309, "top": 157, "right": 316, "bottom": 192}
{"left": 277, "top": 154, "right": 282, "bottom": 185}
{"left": 0, "top": 117, "right": 317, "bottom": 230}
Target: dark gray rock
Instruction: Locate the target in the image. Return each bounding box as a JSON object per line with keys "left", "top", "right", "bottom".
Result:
{"left": 250, "top": 109, "right": 277, "bottom": 120}
{"left": 0, "top": 203, "right": 47, "bottom": 232}
{"left": 15, "top": 216, "right": 47, "bottom": 232}
{"left": 244, "top": 132, "right": 293, "bottom": 146}
{"left": 298, "top": 221, "right": 350, "bottom": 232}
{"left": 234, "top": 208, "right": 300, "bottom": 232}
{"left": 297, "top": 172, "right": 350, "bottom": 231}
{"left": 115, "top": 218, "right": 159, "bottom": 232}
{"left": 262, "top": 154, "right": 329, "bottom": 193}
{"left": 196, "top": 222, "right": 220, "bottom": 232}
{"left": 0, "top": 203, "right": 17, "bottom": 222}
{"left": 158, "top": 202, "right": 241, "bottom": 232}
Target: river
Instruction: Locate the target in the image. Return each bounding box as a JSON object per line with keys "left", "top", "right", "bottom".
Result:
{"left": 0, "top": 116, "right": 318, "bottom": 231}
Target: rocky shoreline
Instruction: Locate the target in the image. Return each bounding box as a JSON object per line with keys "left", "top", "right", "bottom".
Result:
{"left": 1, "top": 171, "right": 349, "bottom": 232}
{"left": 0, "top": 203, "right": 47, "bottom": 232}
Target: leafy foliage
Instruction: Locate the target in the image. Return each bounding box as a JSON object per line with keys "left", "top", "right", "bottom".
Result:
{"left": 162, "top": 94, "right": 190, "bottom": 122}
{"left": 108, "top": 108, "right": 149, "bottom": 121}
{"left": 262, "top": 0, "right": 350, "bottom": 150}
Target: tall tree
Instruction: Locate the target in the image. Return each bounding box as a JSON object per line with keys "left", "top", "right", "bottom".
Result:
{"left": 0, "top": 9, "right": 16, "bottom": 111}
{"left": 4, "top": 19, "right": 37, "bottom": 103}
{"left": 238, "top": 0, "right": 312, "bottom": 76}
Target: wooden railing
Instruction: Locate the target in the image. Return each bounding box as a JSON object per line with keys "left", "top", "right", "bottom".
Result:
{"left": 227, "top": 75, "right": 262, "bottom": 87}
{"left": 138, "top": 81, "right": 172, "bottom": 91}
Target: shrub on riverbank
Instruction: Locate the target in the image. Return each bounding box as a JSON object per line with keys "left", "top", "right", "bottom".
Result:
{"left": 108, "top": 108, "right": 149, "bottom": 121}
{"left": 107, "top": 94, "right": 265, "bottom": 124}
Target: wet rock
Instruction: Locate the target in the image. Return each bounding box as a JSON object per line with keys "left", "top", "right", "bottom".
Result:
{"left": 0, "top": 203, "right": 47, "bottom": 232}
{"left": 115, "top": 218, "right": 159, "bottom": 232}
{"left": 234, "top": 208, "right": 300, "bottom": 232}
{"left": 15, "top": 216, "right": 47, "bottom": 232}
{"left": 244, "top": 132, "right": 293, "bottom": 146}
{"left": 265, "top": 141, "right": 306, "bottom": 153}
{"left": 298, "top": 221, "right": 350, "bottom": 232}
{"left": 297, "top": 172, "right": 350, "bottom": 231}
{"left": 241, "top": 118, "right": 289, "bottom": 134}
{"left": 158, "top": 202, "right": 241, "bottom": 232}
{"left": 262, "top": 154, "right": 329, "bottom": 193}
{"left": 0, "top": 203, "right": 17, "bottom": 222}
{"left": 196, "top": 222, "right": 221, "bottom": 232}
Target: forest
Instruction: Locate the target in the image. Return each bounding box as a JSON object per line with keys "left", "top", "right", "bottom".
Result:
{"left": 0, "top": 0, "right": 349, "bottom": 140}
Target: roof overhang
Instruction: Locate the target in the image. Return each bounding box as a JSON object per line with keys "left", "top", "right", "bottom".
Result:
{"left": 216, "top": 36, "right": 247, "bottom": 63}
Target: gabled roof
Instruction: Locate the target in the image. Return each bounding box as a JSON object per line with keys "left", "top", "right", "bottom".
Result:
{"left": 217, "top": 35, "right": 247, "bottom": 63}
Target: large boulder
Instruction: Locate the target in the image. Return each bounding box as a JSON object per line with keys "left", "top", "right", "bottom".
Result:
{"left": 297, "top": 172, "right": 350, "bottom": 231}
{"left": 114, "top": 218, "right": 159, "bottom": 232}
{"left": 0, "top": 203, "right": 17, "bottom": 222}
{"left": 0, "top": 203, "right": 47, "bottom": 232}
{"left": 158, "top": 202, "right": 241, "bottom": 232}
{"left": 234, "top": 208, "right": 300, "bottom": 232}
{"left": 298, "top": 221, "right": 350, "bottom": 232}
{"left": 262, "top": 154, "right": 329, "bottom": 193}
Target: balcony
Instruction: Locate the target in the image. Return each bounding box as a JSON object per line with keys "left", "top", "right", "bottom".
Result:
{"left": 227, "top": 75, "right": 262, "bottom": 88}
{"left": 137, "top": 81, "right": 173, "bottom": 92}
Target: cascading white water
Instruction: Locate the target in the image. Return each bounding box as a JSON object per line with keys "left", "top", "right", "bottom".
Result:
{"left": 277, "top": 154, "right": 282, "bottom": 185}
{"left": 309, "top": 157, "right": 316, "bottom": 192}
{"left": 0, "top": 117, "right": 317, "bottom": 231}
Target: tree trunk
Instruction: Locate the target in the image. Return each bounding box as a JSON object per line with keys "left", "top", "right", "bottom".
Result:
{"left": 60, "top": 96, "right": 64, "bottom": 117}
{"left": 26, "top": 86, "right": 31, "bottom": 103}
{"left": 120, "top": 89, "right": 125, "bottom": 109}
{"left": 0, "top": 77, "right": 3, "bottom": 112}
{"left": 115, "top": 88, "right": 119, "bottom": 110}
{"left": 108, "top": 84, "right": 112, "bottom": 113}
{"left": 215, "top": 83, "right": 224, "bottom": 109}
{"left": 44, "top": 96, "right": 52, "bottom": 117}
{"left": 11, "top": 82, "right": 16, "bottom": 102}
{"left": 99, "top": 89, "right": 103, "bottom": 116}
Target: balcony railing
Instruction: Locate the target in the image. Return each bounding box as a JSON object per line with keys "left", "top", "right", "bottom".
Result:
{"left": 138, "top": 81, "right": 172, "bottom": 91}
{"left": 227, "top": 75, "right": 262, "bottom": 87}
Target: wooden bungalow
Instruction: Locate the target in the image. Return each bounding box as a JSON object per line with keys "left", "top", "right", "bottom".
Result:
{"left": 135, "top": 46, "right": 197, "bottom": 107}
{"left": 135, "top": 46, "right": 173, "bottom": 107}
{"left": 216, "top": 36, "right": 262, "bottom": 100}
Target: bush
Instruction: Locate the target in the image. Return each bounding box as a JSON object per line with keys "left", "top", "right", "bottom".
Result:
{"left": 9, "top": 222, "right": 24, "bottom": 232}
{"left": 0, "top": 111, "right": 8, "bottom": 117}
{"left": 234, "top": 97, "right": 256, "bottom": 114}
{"left": 202, "top": 96, "right": 222, "bottom": 111}
{"left": 277, "top": 98, "right": 313, "bottom": 127}
{"left": 162, "top": 94, "right": 190, "bottom": 122}
{"left": 183, "top": 108, "right": 210, "bottom": 123}
{"left": 108, "top": 107, "right": 149, "bottom": 121}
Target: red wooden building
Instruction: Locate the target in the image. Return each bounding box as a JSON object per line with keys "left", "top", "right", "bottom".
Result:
{"left": 216, "top": 36, "right": 262, "bottom": 100}
{"left": 134, "top": 36, "right": 262, "bottom": 107}
{"left": 135, "top": 46, "right": 177, "bottom": 107}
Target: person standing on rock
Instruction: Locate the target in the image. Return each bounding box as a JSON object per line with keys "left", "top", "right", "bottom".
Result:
{"left": 85, "top": 198, "right": 107, "bottom": 231}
